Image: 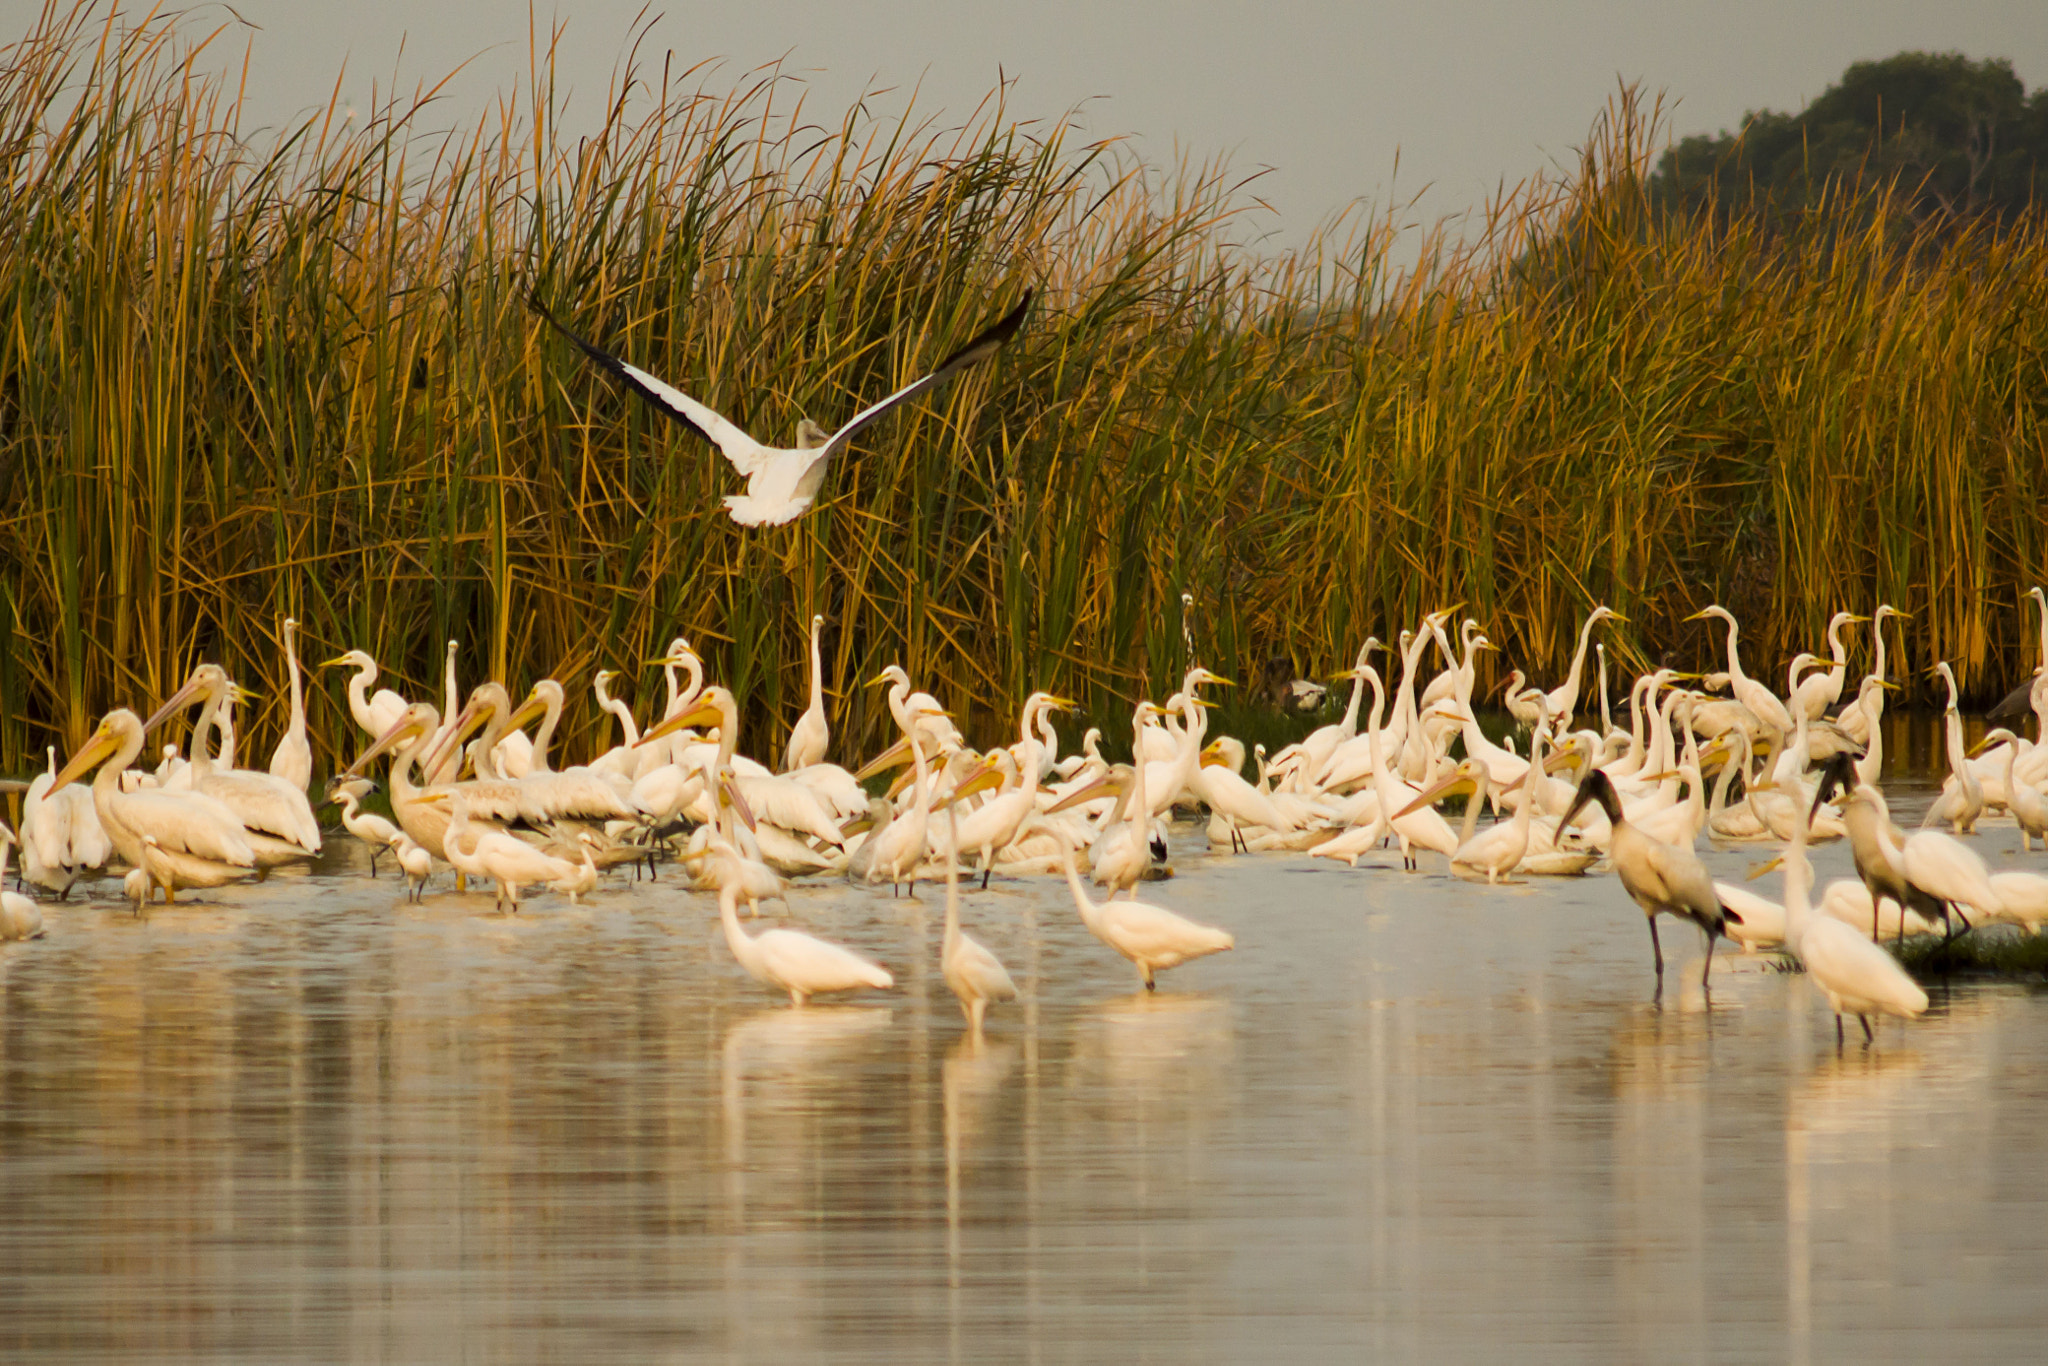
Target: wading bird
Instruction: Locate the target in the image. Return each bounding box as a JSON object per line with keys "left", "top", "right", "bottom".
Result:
{"left": 1561, "top": 768, "right": 1739, "bottom": 996}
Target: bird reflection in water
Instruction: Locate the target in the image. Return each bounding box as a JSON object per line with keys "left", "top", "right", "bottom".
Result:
{"left": 944, "top": 1034, "right": 1019, "bottom": 1288}
{"left": 719, "top": 1007, "right": 893, "bottom": 1231}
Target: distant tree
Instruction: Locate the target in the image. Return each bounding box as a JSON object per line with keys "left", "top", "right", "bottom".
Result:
{"left": 1652, "top": 52, "right": 2048, "bottom": 225}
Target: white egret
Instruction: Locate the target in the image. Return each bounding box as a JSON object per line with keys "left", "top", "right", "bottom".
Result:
{"left": 705, "top": 833, "right": 894, "bottom": 1006}
{"left": 327, "top": 777, "right": 401, "bottom": 875}
{"left": 267, "top": 616, "right": 313, "bottom": 792}
{"left": 1833, "top": 605, "right": 1906, "bottom": 745}
{"left": 1790, "top": 611, "right": 1867, "bottom": 722}
{"left": 1543, "top": 605, "right": 1620, "bottom": 729}
{"left": 325, "top": 648, "right": 409, "bottom": 741}
{"left": 1921, "top": 662, "right": 1983, "bottom": 834}
{"left": 1687, "top": 604, "right": 1794, "bottom": 739}
{"left": 938, "top": 807, "right": 1017, "bottom": 1034}
{"left": 784, "top": 613, "right": 831, "bottom": 771}
{"left": 1972, "top": 729, "right": 2047, "bottom": 848}
{"left": 1055, "top": 839, "right": 1233, "bottom": 991}
{"left": 1759, "top": 786, "right": 1928, "bottom": 1046}
{"left": 533, "top": 291, "right": 1031, "bottom": 526}
{"left": 392, "top": 834, "right": 433, "bottom": 903}
{"left": 421, "top": 789, "right": 578, "bottom": 914}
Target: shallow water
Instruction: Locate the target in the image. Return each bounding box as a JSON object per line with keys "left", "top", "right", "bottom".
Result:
{"left": 4, "top": 732, "right": 2047, "bottom": 1360}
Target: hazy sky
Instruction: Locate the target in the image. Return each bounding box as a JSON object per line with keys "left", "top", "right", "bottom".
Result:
{"left": 38, "top": 0, "right": 2048, "bottom": 247}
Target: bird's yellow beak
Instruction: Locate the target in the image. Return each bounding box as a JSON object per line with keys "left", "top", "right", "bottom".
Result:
{"left": 855, "top": 736, "right": 913, "bottom": 781}
{"left": 1682, "top": 608, "right": 1713, "bottom": 623}
{"left": 637, "top": 694, "right": 724, "bottom": 747}
{"left": 1746, "top": 856, "right": 1784, "bottom": 882}
{"left": 1966, "top": 733, "right": 2009, "bottom": 759}
{"left": 142, "top": 673, "right": 216, "bottom": 734}
{"left": 504, "top": 691, "right": 549, "bottom": 734}
{"left": 719, "top": 772, "right": 758, "bottom": 833}
{"left": 1046, "top": 770, "right": 1125, "bottom": 815}
{"left": 50, "top": 723, "right": 120, "bottom": 792}
{"left": 342, "top": 711, "right": 434, "bottom": 779}
{"left": 944, "top": 760, "right": 1006, "bottom": 805}
{"left": 1395, "top": 767, "right": 1476, "bottom": 820}
{"left": 319, "top": 655, "right": 355, "bottom": 669}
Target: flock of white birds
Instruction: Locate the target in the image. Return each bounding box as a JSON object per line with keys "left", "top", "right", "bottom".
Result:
{"left": 7, "top": 589, "right": 2048, "bottom": 1045}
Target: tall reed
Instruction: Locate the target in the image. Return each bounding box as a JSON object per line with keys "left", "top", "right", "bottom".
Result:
{"left": 0, "top": 4, "right": 2044, "bottom": 777}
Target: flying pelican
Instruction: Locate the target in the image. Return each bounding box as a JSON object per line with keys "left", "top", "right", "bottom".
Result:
{"left": 532, "top": 291, "right": 1031, "bottom": 526}
{"left": 1561, "top": 768, "right": 1740, "bottom": 995}
{"left": 938, "top": 807, "right": 1017, "bottom": 1035}
{"left": 1054, "top": 837, "right": 1233, "bottom": 991}
{"left": 784, "top": 613, "right": 831, "bottom": 771}
{"left": 268, "top": 617, "right": 313, "bottom": 792}
{"left": 49, "top": 710, "right": 256, "bottom": 899}
{"left": 1755, "top": 784, "right": 1927, "bottom": 1046}
{"left": 704, "top": 830, "right": 893, "bottom": 1006}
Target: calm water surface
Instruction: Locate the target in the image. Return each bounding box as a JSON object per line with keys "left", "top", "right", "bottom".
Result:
{"left": 3, "top": 721, "right": 2046, "bottom": 1361}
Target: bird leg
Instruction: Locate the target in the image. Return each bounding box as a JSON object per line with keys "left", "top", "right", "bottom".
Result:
{"left": 1700, "top": 927, "right": 1716, "bottom": 991}
{"left": 1647, "top": 916, "right": 1664, "bottom": 979}
{"left": 1835, "top": 1014, "right": 1845, "bottom": 1049}
{"left": 1860, "top": 1014, "right": 1874, "bottom": 1045}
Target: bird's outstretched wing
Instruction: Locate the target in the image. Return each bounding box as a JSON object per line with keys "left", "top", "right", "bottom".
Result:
{"left": 530, "top": 295, "right": 771, "bottom": 477}
{"left": 816, "top": 289, "right": 1033, "bottom": 464}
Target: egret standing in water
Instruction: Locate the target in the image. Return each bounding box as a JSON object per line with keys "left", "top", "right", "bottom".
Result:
{"left": 937, "top": 807, "right": 1017, "bottom": 1036}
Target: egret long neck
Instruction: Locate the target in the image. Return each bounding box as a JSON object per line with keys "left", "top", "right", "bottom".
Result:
{"left": 808, "top": 620, "right": 824, "bottom": 714}
{"left": 286, "top": 624, "right": 305, "bottom": 732}
{"left": 530, "top": 691, "right": 562, "bottom": 774}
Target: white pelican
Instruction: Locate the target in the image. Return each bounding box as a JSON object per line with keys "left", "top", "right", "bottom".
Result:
{"left": 500, "top": 679, "right": 638, "bottom": 824}
{"left": 267, "top": 617, "right": 313, "bottom": 792}
{"left": 0, "top": 827, "right": 46, "bottom": 940}
{"left": 1687, "top": 604, "right": 1794, "bottom": 739}
{"left": 533, "top": 291, "right": 1031, "bottom": 526}
{"left": 49, "top": 710, "right": 255, "bottom": 899}
{"left": 784, "top": 613, "right": 831, "bottom": 771}
{"left": 1560, "top": 768, "right": 1740, "bottom": 994}
{"left": 325, "top": 648, "right": 408, "bottom": 741}
{"left": 938, "top": 808, "right": 1017, "bottom": 1034}
{"left": 1394, "top": 749, "right": 1535, "bottom": 884}
{"left": 705, "top": 833, "right": 893, "bottom": 1005}
{"left": 1055, "top": 838, "right": 1232, "bottom": 991}
{"left": 1758, "top": 788, "right": 1927, "bottom": 1046}
{"left": 19, "top": 746, "right": 112, "bottom": 898}
{"left": 146, "top": 667, "right": 322, "bottom": 865}
{"left": 327, "top": 777, "right": 401, "bottom": 875}
{"left": 422, "top": 789, "right": 578, "bottom": 914}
